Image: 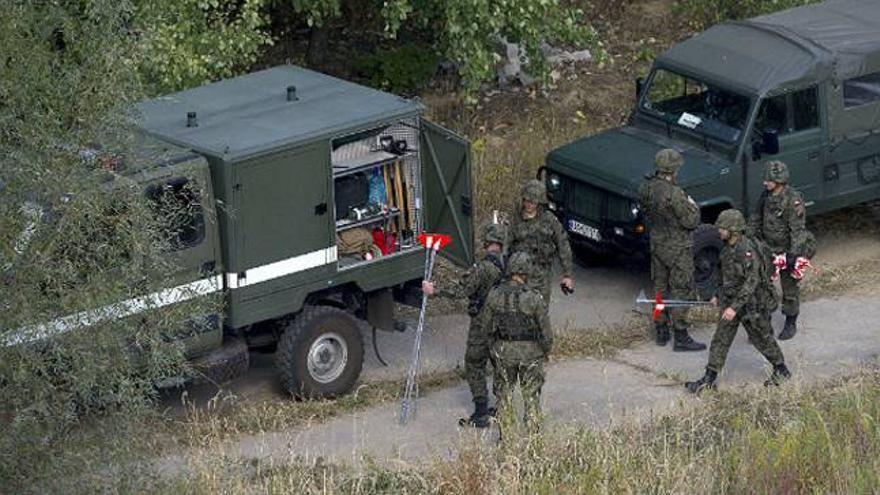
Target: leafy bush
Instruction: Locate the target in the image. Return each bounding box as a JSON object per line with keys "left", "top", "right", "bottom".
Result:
{"left": 280, "top": 0, "right": 605, "bottom": 94}
{"left": 0, "top": 0, "right": 219, "bottom": 449}
{"left": 135, "top": 0, "right": 274, "bottom": 94}
{"left": 674, "top": 0, "right": 821, "bottom": 30}
{"left": 356, "top": 43, "right": 438, "bottom": 94}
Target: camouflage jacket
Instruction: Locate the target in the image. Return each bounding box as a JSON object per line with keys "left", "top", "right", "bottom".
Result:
{"left": 717, "top": 235, "right": 764, "bottom": 312}
{"left": 449, "top": 252, "right": 505, "bottom": 317}
{"left": 638, "top": 174, "right": 700, "bottom": 248}
{"left": 508, "top": 208, "right": 573, "bottom": 276}
{"left": 748, "top": 187, "right": 806, "bottom": 254}
{"left": 485, "top": 280, "right": 552, "bottom": 353}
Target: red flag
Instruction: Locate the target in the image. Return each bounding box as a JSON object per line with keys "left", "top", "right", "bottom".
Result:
{"left": 652, "top": 292, "right": 666, "bottom": 322}
{"left": 418, "top": 233, "right": 452, "bottom": 251}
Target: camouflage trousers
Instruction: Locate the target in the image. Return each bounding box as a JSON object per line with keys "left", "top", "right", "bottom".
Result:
{"left": 491, "top": 340, "right": 546, "bottom": 432}
{"left": 779, "top": 268, "right": 800, "bottom": 316}
{"left": 707, "top": 307, "right": 785, "bottom": 373}
{"left": 464, "top": 314, "right": 493, "bottom": 404}
{"left": 651, "top": 245, "right": 695, "bottom": 332}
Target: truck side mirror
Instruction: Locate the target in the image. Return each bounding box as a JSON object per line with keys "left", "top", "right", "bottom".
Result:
{"left": 762, "top": 130, "right": 779, "bottom": 155}
{"left": 635, "top": 77, "right": 645, "bottom": 99}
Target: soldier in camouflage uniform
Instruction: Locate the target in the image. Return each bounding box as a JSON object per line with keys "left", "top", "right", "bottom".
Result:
{"left": 485, "top": 252, "right": 551, "bottom": 432}
{"left": 422, "top": 223, "right": 506, "bottom": 428}
{"left": 508, "top": 179, "right": 574, "bottom": 304}
{"left": 685, "top": 209, "right": 791, "bottom": 393}
{"left": 638, "top": 149, "right": 706, "bottom": 351}
{"left": 748, "top": 160, "right": 808, "bottom": 340}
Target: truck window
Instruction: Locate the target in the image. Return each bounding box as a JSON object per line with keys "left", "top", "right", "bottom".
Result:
{"left": 641, "top": 68, "right": 750, "bottom": 144}
{"left": 844, "top": 72, "right": 880, "bottom": 108}
{"left": 145, "top": 178, "right": 206, "bottom": 250}
{"left": 755, "top": 87, "right": 818, "bottom": 134}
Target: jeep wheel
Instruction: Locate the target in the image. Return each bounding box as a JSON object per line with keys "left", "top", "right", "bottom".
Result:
{"left": 693, "top": 223, "right": 723, "bottom": 300}
{"left": 276, "top": 306, "right": 364, "bottom": 399}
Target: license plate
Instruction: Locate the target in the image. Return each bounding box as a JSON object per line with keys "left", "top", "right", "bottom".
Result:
{"left": 567, "top": 219, "right": 601, "bottom": 241}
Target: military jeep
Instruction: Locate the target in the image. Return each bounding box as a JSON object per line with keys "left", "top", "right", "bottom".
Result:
{"left": 4, "top": 65, "right": 474, "bottom": 398}
{"left": 543, "top": 0, "right": 880, "bottom": 296}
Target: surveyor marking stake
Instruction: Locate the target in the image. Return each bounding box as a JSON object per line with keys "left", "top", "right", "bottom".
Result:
{"left": 635, "top": 290, "right": 712, "bottom": 321}
{"left": 400, "top": 233, "right": 452, "bottom": 425}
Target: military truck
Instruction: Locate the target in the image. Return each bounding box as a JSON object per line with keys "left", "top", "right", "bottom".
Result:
{"left": 542, "top": 0, "right": 880, "bottom": 296}
{"left": 4, "top": 65, "right": 474, "bottom": 398}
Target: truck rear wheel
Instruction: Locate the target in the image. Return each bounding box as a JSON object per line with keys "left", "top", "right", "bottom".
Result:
{"left": 693, "top": 223, "right": 723, "bottom": 300}
{"left": 276, "top": 306, "right": 364, "bottom": 399}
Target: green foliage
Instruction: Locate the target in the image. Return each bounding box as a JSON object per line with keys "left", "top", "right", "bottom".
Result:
{"left": 290, "top": 0, "right": 341, "bottom": 27}
{"left": 274, "top": 0, "right": 604, "bottom": 94}
{"left": 0, "top": 0, "right": 219, "bottom": 454}
{"left": 388, "top": 0, "right": 605, "bottom": 93}
{"left": 674, "top": 0, "right": 821, "bottom": 30}
{"left": 356, "top": 43, "right": 438, "bottom": 94}
{"left": 135, "top": 0, "right": 273, "bottom": 94}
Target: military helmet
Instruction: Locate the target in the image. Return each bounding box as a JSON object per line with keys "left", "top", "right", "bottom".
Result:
{"left": 654, "top": 148, "right": 684, "bottom": 174}
{"left": 763, "top": 160, "right": 789, "bottom": 183}
{"left": 482, "top": 222, "right": 506, "bottom": 246}
{"left": 507, "top": 251, "right": 533, "bottom": 277}
{"left": 521, "top": 179, "right": 547, "bottom": 204}
{"left": 715, "top": 209, "right": 746, "bottom": 232}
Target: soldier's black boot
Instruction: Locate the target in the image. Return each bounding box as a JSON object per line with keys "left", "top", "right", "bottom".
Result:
{"left": 655, "top": 321, "right": 671, "bottom": 346}
{"left": 778, "top": 315, "right": 798, "bottom": 341}
{"left": 459, "top": 399, "right": 490, "bottom": 428}
{"left": 673, "top": 330, "right": 707, "bottom": 352}
{"left": 764, "top": 363, "right": 791, "bottom": 387}
{"left": 685, "top": 369, "right": 717, "bottom": 394}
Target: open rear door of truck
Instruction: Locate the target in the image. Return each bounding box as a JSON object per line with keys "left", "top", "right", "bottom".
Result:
{"left": 421, "top": 120, "right": 474, "bottom": 267}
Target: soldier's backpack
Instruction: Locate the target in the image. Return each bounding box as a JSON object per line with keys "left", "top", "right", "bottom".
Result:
{"left": 751, "top": 237, "right": 780, "bottom": 313}
{"left": 467, "top": 253, "right": 505, "bottom": 317}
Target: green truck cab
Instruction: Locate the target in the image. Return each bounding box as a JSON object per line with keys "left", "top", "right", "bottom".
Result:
{"left": 544, "top": 0, "right": 880, "bottom": 296}
{"left": 6, "top": 65, "right": 474, "bottom": 398}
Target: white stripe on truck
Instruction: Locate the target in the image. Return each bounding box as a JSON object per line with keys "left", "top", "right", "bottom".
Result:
{"left": 224, "top": 246, "right": 337, "bottom": 289}
{"left": 2, "top": 246, "right": 339, "bottom": 346}
{"left": 2, "top": 275, "right": 223, "bottom": 347}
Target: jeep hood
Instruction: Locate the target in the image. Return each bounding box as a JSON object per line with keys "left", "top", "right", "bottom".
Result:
{"left": 546, "top": 127, "right": 731, "bottom": 198}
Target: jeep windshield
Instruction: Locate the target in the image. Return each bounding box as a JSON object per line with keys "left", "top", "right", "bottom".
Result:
{"left": 640, "top": 68, "right": 751, "bottom": 146}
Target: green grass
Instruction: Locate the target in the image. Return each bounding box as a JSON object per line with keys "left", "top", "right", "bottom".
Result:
{"left": 154, "top": 368, "right": 880, "bottom": 494}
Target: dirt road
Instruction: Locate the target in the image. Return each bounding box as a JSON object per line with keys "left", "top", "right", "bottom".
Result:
{"left": 161, "top": 227, "right": 880, "bottom": 469}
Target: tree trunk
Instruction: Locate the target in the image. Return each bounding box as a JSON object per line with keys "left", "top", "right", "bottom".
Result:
{"left": 306, "top": 25, "right": 329, "bottom": 67}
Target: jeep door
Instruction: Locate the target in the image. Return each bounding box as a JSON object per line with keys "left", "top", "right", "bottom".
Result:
{"left": 143, "top": 157, "right": 223, "bottom": 356}
{"left": 421, "top": 121, "right": 474, "bottom": 267}
{"left": 822, "top": 72, "right": 880, "bottom": 212}
{"left": 752, "top": 86, "right": 825, "bottom": 204}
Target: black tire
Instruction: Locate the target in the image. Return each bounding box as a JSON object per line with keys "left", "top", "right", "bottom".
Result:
{"left": 276, "top": 306, "right": 364, "bottom": 399}
{"left": 191, "top": 338, "right": 250, "bottom": 385}
{"left": 693, "top": 223, "right": 723, "bottom": 300}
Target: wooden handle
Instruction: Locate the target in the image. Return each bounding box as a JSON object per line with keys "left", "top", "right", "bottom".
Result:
{"left": 393, "top": 160, "right": 406, "bottom": 232}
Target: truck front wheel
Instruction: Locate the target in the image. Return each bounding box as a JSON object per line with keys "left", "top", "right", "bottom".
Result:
{"left": 693, "top": 223, "right": 723, "bottom": 300}
{"left": 276, "top": 306, "right": 364, "bottom": 399}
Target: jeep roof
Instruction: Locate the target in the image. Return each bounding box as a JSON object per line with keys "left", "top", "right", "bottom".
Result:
{"left": 137, "top": 65, "right": 424, "bottom": 161}
{"left": 659, "top": 0, "right": 880, "bottom": 96}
